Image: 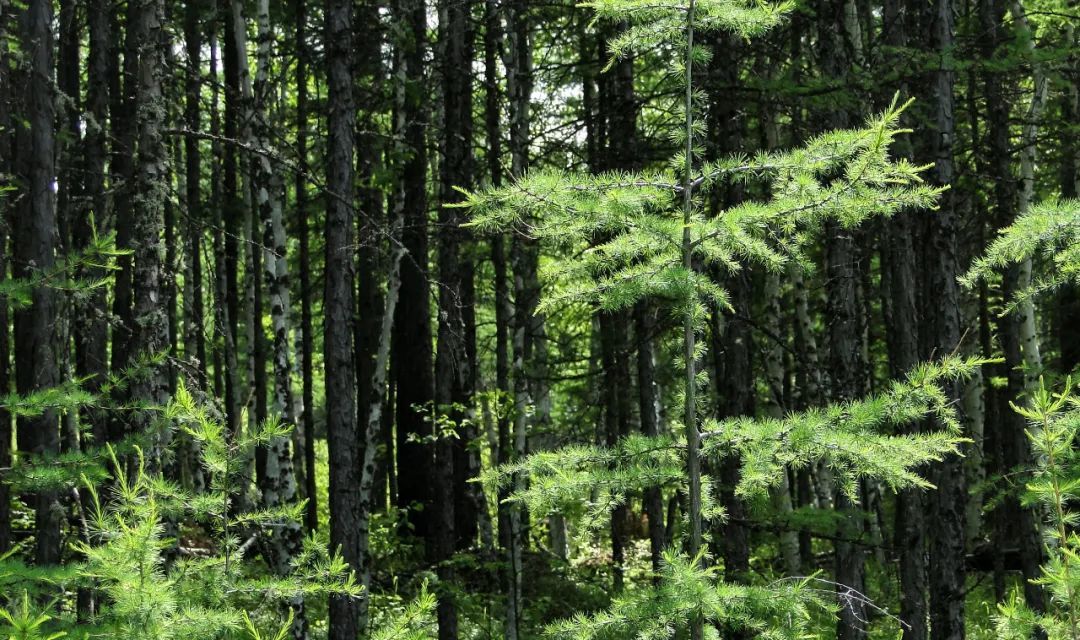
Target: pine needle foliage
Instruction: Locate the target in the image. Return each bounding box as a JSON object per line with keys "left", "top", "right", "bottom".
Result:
{"left": 0, "top": 381, "right": 435, "bottom": 639}
{"left": 961, "top": 198, "right": 1080, "bottom": 310}
{"left": 543, "top": 549, "right": 828, "bottom": 640}
{"left": 484, "top": 356, "right": 979, "bottom": 527}
{"left": 702, "top": 355, "right": 983, "bottom": 501}
{"left": 992, "top": 378, "right": 1080, "bottom": 640}
{"left": 0, "top": 223, "right": 127, "bottom": 310}
{"left": 460, "top": 0, "right": 964, "bottom": 636}
{"left": 462, "top": 100, "right": 942, "bottom": 322}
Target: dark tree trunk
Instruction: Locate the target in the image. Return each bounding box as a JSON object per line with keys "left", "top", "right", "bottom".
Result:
{"left": 71, "top": 0, "right": 111, "bottom": 444}
{"left": 881, "top": 1, "right": 927, "bottom": 635}
{"left": 129, "top": 0, "right": 170, "bottom": 466}
{"left": 503, "top": 2, "right": 533, "bottom": 635}
{"left": 0, "top": 26, "right": 10, "bottom": 548}
{"left": 710, "top": 273, "right": 753, "bottom": 587}
{"left": 392, "top": 0, "right": 434, "bottom": 540}
{"left": 599, "top": 311, "right": 631, "bottom": 592}
{"left": 295, "top": 0, "right": 317, "bottom": 533}
{"left": 636, "top": 303, "right": 665, "bottom": 578}
{"left": 978, "top": 0, "right": 1045, "bottom": 618}
{"left": 14, "top": 0, "right": 62, "bottom": 566}
{"left": 816, "top": 0, "right": 869, "bottom": 635}
{"left": 183, "top": 0, "right": 206, "bottom": 388}
{"left": 325, "top": 0, "right": 360, "bottom": 634}
{"left": 432, "top": 0, "right": 477, "bottom": 634}
{"left": 919, "top": 0, "right": 967, "bottom": 637}
{"left": 354, "top": 0, "right": 385, "bottom": 531}
{"left": 705, "top": 31, "right": 751, "bottom": 602}
{"left": 220, "top": 0, "right": 242, "bottom": 435}
{"left": 108, "top": 0, "right": 138, "bottom": 442}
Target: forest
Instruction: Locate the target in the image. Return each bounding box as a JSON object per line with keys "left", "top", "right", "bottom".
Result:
{"left": 1, "top": 0, "right": 1080, "bottom": 637}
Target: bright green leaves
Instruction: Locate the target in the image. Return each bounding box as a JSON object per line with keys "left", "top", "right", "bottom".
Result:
{"left": 992, "top": 377, "right": 1080, "bottom": 640}
{"left": 583, "top": 0, "right": 793, "bottom": 66}
{"left": 462, "top": 96, "right": 940, "bottom": 327}
{"left": 486, "top": 357, "right": 983, "bottom": 522}
{"left": 961, "top": 198, "right": 1080, "bottom": 310}
{"left": 481, "top": 433, "right": 686, "bottom": 530}
{"left": 703, "top": 356, "right": 982, "bottom": 501}
{"left": 543, "top": 549, "right": 825, "bottom": 640}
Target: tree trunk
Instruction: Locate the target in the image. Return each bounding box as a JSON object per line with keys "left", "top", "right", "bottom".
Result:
{"left": 14, "top": 0, "right": 62, "bottom": 566}
{"left": 636, "top": 302, "right": 665, "bottom": 578}
{"left": 295, "top": 0, "right": 317, "bottom": 533}
{"left": 220, "top": 0, "right": 243, "bottom": 436}
{"left": 978, "top": 0, "right": 1045, "bottom": 615}
{"left": 503, "top": 1, "right": 533, "bottom": 634}
{"left": 324, "top": 0, "right": 360, "bottom": 634}
{"left": 129, "top": 0, "right": 170, "bottom": 468}
{"left": 432, "top": 0, "right": 476, "bottom": 634}
{"left": 920, "top": 2, "right": 967, "bottom": 636}
{"left": 0, "top": 19, "right": 11, "bottom": 549}
{"left": 182, "top": 0, "right": 206, "bottom": 390}
{"left": 392, "top": 0, "right": 435, "bottom": 540}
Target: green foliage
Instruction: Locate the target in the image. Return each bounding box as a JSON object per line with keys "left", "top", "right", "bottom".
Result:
{"left": 992, "top": 378, "right": 1080, "bottom": 640}
{"left": 0, "top": 223, "right": 127, "bottom": 309}
{"left": 486, "top": 356, "right": 980, "bottom": 527}
{"left": 481, "top": 433, "right": 688, "bottom": 530}
{"left": 0, "top": 593, "right": 67, "bottom": 640}
{"left": 543, "top": 549, "right": 828, "bottom": 640}
{"left": 703, "top": 355, "right": 984, "bottom": 500}
{"left": 961, "top": 198, "right": 1080, "bottom": 310}
{"left": 0, "top": 379, "right": 436, "bottom": 640}
{"left": 463, "top": 97, "right": 941, "bottom": 324}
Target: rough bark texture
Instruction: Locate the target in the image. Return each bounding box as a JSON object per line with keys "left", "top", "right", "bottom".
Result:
{"left": 324, "top": 0, "right": 360, "bottom": 634}
{"left": 392, "top": 0, "right": 435, "bottom": 539}
{"left": 432, "top": 0, "right": 476, "bottom": 634}
{"left": 503, "top": 2, "right": 533, "bottom": 635}
{"left": 14, "top": 0, "right": 62, "bottom": 566}
{"left": 921, "top": 2, "right": 967, "bottom": 637}
{"left": 295, "top": 0, "right": 318, "bottom": 533}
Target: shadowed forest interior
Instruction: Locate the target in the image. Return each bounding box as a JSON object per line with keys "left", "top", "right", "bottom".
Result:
{"left": 2, "top": 0, "right": 1080, "bottom": 638}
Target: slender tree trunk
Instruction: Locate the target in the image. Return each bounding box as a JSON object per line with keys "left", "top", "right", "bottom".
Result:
{"left": 682, "top": 6, "right": 703, "bottom": 640}
{"left": 921, "top": 2, "right": 967, "bottom": 636}
{"left": 357, "top": 212, "right": 406, "bottom": 633}
{"left": 72, "top": 0, "right": 111, "bottom": 446}
{"left": 880, "top": 1, "right": 927, "bottom": 634}
{"left": 325, "top": 0, "right": 360, "bottom": 634}
{"left": 483, "top": 0, "right": 518, "bottom": 624}
{"left": 816, "top": 0, "right": 868, "bottom": 634}
{"left": 295, "top": 0, "right": 317, "bottom": 533}
{"left": 354, "top": 0, "right": 385, "bottom": 533}
{"left": 599, "top": 311, "right": 631, "bottom": 592}
{"left": 392, "top": 0, "right": 434, "bottom": 540}
{"left": 979, "top": 0, "right": 1045, "bottom": 614}
{"left": 14, "top": 0, "right": 62, "bottom": 566}
{"left": 108, "top": 0, "right": 138, "bottom": 442}
{"left": 503, "top": 1, "right": 533, "bottom": 634}
{"left": 183, "top": 0, "right": 206, "bottom": 388}
{"left": 636, "top": 302, "right": 665, "bottom": 578}
{"left": 129, "top": 0, "right": 171, "bottom": 467}
{"left": 251, "top": 1, "right": 305, "bottom": 635}
{"left": 432, "top": 0, "right": 477, "bottom": 634}
{"left": 0, "top": 14, "right": 11, "bottom": 549}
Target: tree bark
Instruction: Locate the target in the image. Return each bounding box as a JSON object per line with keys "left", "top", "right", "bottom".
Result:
{"left": 392, "top": 0, "right": 435, "bottom": 540}
{"left": 324, "top": 0, "right": 360, "bottom": 634}
{"left": 14, "top": 0, "right": 62, "bottom": 566}
{"left": 295, "top": 0, "right": 317, "bottom": 533}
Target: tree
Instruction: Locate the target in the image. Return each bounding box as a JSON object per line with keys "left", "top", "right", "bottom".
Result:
{"left": 13, "top": 0, "right": 62, "bottom": 567}
{"left": 464, "top": 1, "right": 963, "bottom": 636}
{"left": 324, "top": 0, "right": 360, "bottom": 635}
